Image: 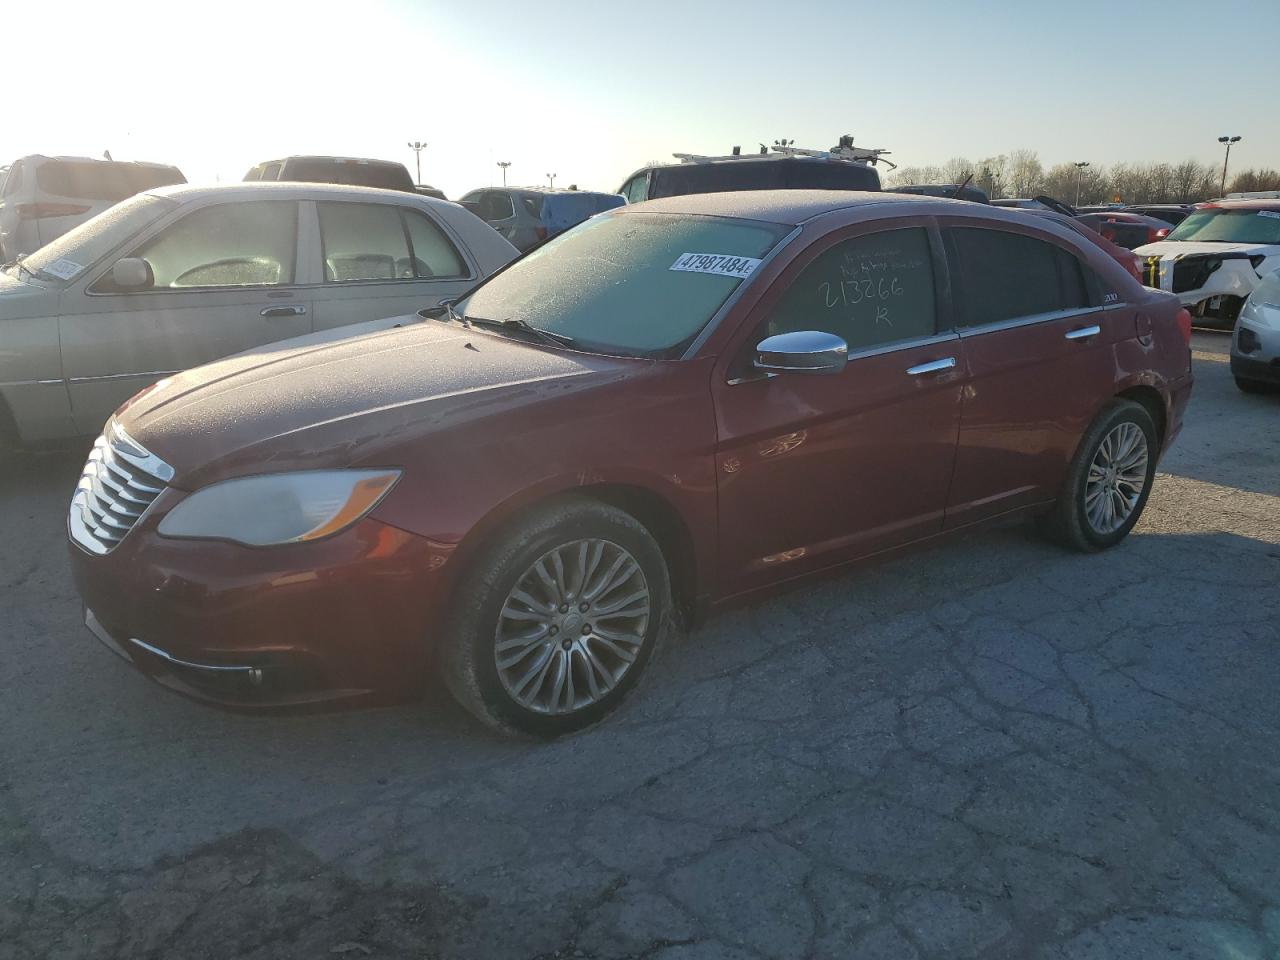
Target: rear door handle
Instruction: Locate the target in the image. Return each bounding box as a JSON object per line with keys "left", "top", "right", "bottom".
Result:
{"left": 261, "top": 305, "right": 307, "bottom": 318}
{"left": 1065, "top": 324, "right": 1101, "bottom": 340}
{"left": 906, "top": 357, "right": 956, "bottom": 376}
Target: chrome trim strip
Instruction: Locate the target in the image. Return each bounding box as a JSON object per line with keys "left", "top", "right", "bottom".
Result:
{"left": 128, "top": 638, "right": 264, "bottom": 681}
{"left": 110, "top": 420, "right": 175, "bottom": 482}
{"left": 957, "top": 306, "right": 1099, "bottom": 338}
{"left": 66, "top": 370, "right": 178, "bottom": 384}
{"left": 845, "top": 330, "right": 960, "bottom": 363}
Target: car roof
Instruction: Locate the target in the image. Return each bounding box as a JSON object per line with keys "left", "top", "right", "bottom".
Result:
{"left": 616, "top": 189, "right": 954, "bottom": 225}
{"left": 13, "top": 153, "right": 179, "bottom": 169}
{"left": 142, "top": 181, "right": 443, "bottom": 204}
{"left": 1197, "top": 199, "right": 1280, "bottom": 212}
{"left": 255, "top": 155, "right": 404, "bottom": 167}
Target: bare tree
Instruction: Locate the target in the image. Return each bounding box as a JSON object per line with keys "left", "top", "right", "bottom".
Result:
{"left": 940, "top": 157, "right": 974, "bottom": 185}
{"left": 1006, "top": 149, "right": 1044, "bottom": 198}
{"left": 1227, "top": 168, "right": 1280, "bottom": 194}
{"left": 975, "top": 155, "right": 1008, "bottom": 199}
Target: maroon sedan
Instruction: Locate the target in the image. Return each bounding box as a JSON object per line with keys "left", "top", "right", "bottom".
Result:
{"left": 68, "top": 191, "right": 1194, "bottom": 736}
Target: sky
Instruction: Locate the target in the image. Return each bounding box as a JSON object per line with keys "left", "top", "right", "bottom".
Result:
{"left": 4, "top": 0, "right": 1276, "bottom": 199}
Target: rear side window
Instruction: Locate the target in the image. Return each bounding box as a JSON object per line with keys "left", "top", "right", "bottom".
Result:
{"left": 766, "top": 227, "right": 938, "bottom": 351}
{"left": 946, "top": 227, "right": 1088, "bottom": 328}
{"left": 318, "top": 202, "right": 465, "bottom": 281}
{"left": 520, "top": 195, "right": 543, "bottom": 218}
{"left": 622, "top": 174, "right": 648, "bottom": 204}
{"left": 37, "top": 161, "right": 185, "bottom": 202}
{"left": 285, "top": 159, "right": 414, "bottom": 192}
{"left": 479, "top": 191, "right": 516, "bottom": 221}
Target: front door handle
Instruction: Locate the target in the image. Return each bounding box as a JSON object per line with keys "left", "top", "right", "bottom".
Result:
{"left": 906, "top": 357, "right": 957, "bottom": 376}
{"left": 261, "top": 304, "right": 307, "bottom": 318}
{"left": 1065, "top": 324, "right": 1101, "bottom": 340}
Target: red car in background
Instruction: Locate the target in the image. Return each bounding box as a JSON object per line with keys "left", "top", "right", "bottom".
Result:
{"left": 67, "top": 191, "right": 1194, "bottom": 736}
{"left": 1077, "top": 211, "right": 1172, "bottom": 250}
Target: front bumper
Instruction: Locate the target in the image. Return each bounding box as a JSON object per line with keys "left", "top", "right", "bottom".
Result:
{"left": 68, "top": 512, "right": 454, "bottom": 709}
{"left": 1231, "top": 319, "right": 1280, "bottom": 385}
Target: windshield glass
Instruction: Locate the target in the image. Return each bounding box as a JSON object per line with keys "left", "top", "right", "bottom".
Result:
{"left": 455, "top": 212, "right": 790, "bottom": 358}
{"left": 13, "top": 194, "right": 177, "bottom": 283}
{"left": 1165, "top": 208, "right": 1280, "bottom": 245}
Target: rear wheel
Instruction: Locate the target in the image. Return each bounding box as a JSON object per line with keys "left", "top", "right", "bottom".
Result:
{"left": 441, "top": 497, "right": 671, "bottom": 737}
{"left": 1038, "top": 399, "right": 1157, "bottom": 553}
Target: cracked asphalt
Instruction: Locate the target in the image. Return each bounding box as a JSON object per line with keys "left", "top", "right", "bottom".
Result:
{"left": 2, "top": 330, "right": 1278, "bottom": 960}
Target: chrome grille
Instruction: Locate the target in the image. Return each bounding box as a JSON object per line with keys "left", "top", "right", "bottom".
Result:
{"left": 69, "top": 422, "right": 174, "bottom": 555}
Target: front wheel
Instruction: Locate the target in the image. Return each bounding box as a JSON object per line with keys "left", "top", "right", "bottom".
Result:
{"left": 441, "top": 497, "right": 671, "bottom": 737}
{"left": 1038, "top": 399, "right": 1158, "bottom": 553}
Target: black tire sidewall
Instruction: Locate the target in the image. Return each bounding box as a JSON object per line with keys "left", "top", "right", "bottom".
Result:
{"left": 1068, "top": 401, "right": 1158, "bottom": 550}
{"left": 448, "top": 499, "right": 670, "bottom": 737}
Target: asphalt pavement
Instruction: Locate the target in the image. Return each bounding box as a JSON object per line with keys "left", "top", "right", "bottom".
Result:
{"left": 1, "top": 330, "right": 1277, "bottom": 959}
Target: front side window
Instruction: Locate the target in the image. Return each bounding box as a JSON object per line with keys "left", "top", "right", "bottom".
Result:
{"left": 129, "top": 201, "right": 297, "bottom": 288}
{"left": 947, "top": 227, "right": 1088, "bottom": 327}
{"left": 319, "top": 202, "right": 464, "bottom": 282}
{"left": 1165, "top": 208, "right": 1280, "bottom": 245}
{"left": 765, "top": 227, "right": 938, "bottom": 351}
{"left": 456, "top": 212, "right": 789, "bottom": 358}
{"left": 19, "top": 193, "right": 177, "bottom": 284}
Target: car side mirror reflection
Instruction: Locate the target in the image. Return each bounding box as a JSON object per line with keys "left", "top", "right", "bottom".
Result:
{"left": 754, "top": 331, "right": 848, "bottom": 375}
{"left": 111, "top": 258, "right": 153, "bottom": 290}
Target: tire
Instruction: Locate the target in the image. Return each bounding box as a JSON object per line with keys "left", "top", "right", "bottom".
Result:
{"left": 1037, "top": 399, "right": 1158, "bottom": 553}
{"left": 1235, "top": 376, "right": 1277, "bottom": 395}
{"left": 441, "top": 496, "right": 672, "bottom": 737}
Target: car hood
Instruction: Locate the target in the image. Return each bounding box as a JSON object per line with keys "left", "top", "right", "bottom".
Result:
{"left": 116, "top": 318, "right": 635, "bottom": 486}
{"left": 1133, "top": 239, "right": 1279, "bottom": 258}
{"left": 0, "top": 270, "right": 56, "bottom": 318}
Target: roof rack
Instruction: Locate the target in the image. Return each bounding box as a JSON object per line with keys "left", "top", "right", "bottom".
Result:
{"left": 672, "top": 134, "right": 895, "bottom": 169}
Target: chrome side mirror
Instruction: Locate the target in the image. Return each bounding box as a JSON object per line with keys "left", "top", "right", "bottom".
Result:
{"left": 754, "top": 331, "right": 848, "bottom": 375}
{"left": 111, "top": 258, "right": 153, "bottom": 290}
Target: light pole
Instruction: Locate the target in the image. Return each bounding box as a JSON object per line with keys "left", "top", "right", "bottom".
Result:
{"left": 546, "top": 172, "right": 557, "bottom": 189}
{"left": 1218, "top": 136, "right": 1241, "bottom": 196}
{"left": 497, "top": 161, "right": 511, "bottom": 186}
{"left": 407, "top": 141, "right": 428, "bottom": 185}
{"left": 1073, "top": 161, "right": 1090, "bottom": 206}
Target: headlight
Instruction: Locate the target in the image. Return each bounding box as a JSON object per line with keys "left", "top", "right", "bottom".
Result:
{"left": 158, "top": 470, "right": 400, "bottom": 546}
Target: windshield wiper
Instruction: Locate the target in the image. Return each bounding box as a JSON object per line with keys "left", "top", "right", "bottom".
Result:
{"left": 4, "top": 258, "right": 41, "bottom": 282}
{"left": 465, "top": 315, "right": 577, "bottom": 349}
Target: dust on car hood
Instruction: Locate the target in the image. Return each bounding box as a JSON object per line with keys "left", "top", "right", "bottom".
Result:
{"left": 116, "top": 318, "right": 633, "bottom": 485}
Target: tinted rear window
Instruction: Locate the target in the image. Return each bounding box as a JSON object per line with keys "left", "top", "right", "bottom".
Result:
{"left": 650, "top": 158, "right": 880, "bottom": 198}
{"left": 947, "top": 227, "right": 1089, "bottom": 327}
{"left": 35, "top": 161, "right": 185, "bottom": 202}
{"left": 282, "top": 159, "right": 414, "bottom": 191}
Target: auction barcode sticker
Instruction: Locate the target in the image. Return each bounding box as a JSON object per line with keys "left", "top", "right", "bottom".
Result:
{"left": 670, "top": 252, "right": 762, "bottom": 278}
{"left": 44, "top": 258, "right": 84, "bottom": 280}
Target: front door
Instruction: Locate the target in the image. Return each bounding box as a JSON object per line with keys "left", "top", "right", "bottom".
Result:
{"left": 939, "top": 221, "right": 1123, "bottom": 528}
{"left": 308, "top": 199, "right": 480, "bottom": 333}
{"left": 59, "top": 199, "right": 309, "bottom": 434}
{"left": 713, "top": 221, "right": 965, "bottom": 597}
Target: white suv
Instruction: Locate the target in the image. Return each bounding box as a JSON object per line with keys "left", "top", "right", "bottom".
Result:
{"left": 0, "top": 155, "right": 185, "bottom": 261}
{"left": 1134, "top": 200, "right": 1280, "bottom": 327}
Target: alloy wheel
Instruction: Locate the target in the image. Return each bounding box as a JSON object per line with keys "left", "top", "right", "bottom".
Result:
{"left": 1084, "top": 421, "right": 1149, "bottom": 535}
{"left": 494, "top": 539, "right": 650, "bottom": 715}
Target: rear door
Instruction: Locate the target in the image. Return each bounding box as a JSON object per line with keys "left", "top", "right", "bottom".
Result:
{"left": 713, "top": 219, "right": 965, "bottom": 596}
{"left": 307, "top": 199, "right": 478, "bottom": 333}
{"left": 59, "top": 199, "right": 311, "bottom": 434}
{"left": 939, "top": 220, "right": 1124, "bottom": 528}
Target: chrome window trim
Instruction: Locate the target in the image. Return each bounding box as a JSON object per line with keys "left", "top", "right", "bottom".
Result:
{"left": 956, "top": 305, "right": 1104, "bottom": 338}
{"left": 679, "top": 223, "right": 806, "bottom": 360}
{"left": 66, "top": 370, "right": 178, "bottom": 384}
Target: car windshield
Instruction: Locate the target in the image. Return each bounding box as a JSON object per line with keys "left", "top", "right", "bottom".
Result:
{"left": 11, "top": 194, "right": 177, "bottom": 283}
{"left": 454, "top": 212, "right": 790, "bottom": 358}
{"left": 1164, "top": 208, "right": 1280, "bottom": 245}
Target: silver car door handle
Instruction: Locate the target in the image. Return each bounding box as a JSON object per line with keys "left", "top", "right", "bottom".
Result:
{"left": 906, "top": 357, "right": 957, "bottom": 376}
{"left": 1065, "top": 324, "right": 1101, "bottom": 340}
{"left": 261, "top": 304, "right": 307, "bottom": 318}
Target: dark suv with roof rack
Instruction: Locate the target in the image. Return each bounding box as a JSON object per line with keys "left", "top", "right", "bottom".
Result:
{"left": 617, "top": 137, "right": 886, "bottom": 203}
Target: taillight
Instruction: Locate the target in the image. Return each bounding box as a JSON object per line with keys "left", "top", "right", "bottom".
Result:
{"left": 1153, "top": 227, "right": 1169, "bottom": 240}
{"left": 16, "top": 202, "right": 91, "bottom": 220}
{"left": 1175, "top": 307, "right": 1192, "bottom": 344}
